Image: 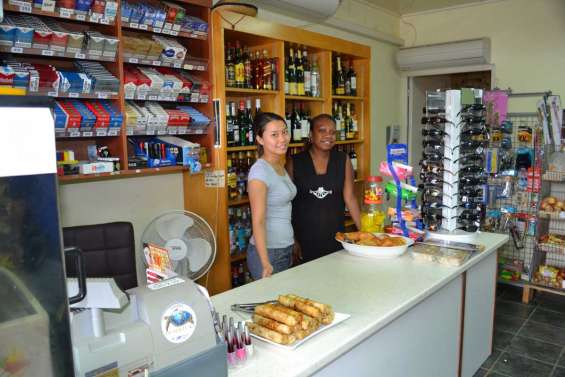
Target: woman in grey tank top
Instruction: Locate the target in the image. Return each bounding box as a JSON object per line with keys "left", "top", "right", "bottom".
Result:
{"left": 247, "top": 112, "right": 297, "bottom": 280}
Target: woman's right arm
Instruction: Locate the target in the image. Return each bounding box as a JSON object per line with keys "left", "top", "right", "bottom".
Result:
{"left": 248, "top": 179, "right": 273, "bottom": 278}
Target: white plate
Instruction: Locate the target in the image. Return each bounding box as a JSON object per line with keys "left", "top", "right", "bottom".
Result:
{"left": 248, "top": 312, "right": 350, "bottom": 350}
{"left": 338, "top": 234, "right": 414, "bottom": 259}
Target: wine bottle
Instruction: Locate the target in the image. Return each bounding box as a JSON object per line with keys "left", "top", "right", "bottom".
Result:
{"left": 311, "top": 55, "right": 320, "bottom": 97}
{"left": 245, "top": 99, "right": 254, "bottom": 144}
{"left": 344, "top": 61, "right": 351, "bottom": 96}
{"left": 348, "top": 61, "right": 357, "bottom": 96}
{"left": 350, "top": 103, "right": 359, "bottom": 139}
{"left": 300, "top": 102, "right": 309, "bottom": 140}
{"left": 255, "top": 50, "right": 264, "bottom": 90}
{"left": 288, "top": 47, "right": 297, "bottom": 96}
{"left": 303, "top": 46, "right": 311, "bottom": 97}
{"left": 333, "top": 102, "right": 342, "bottom": 141}
{"left": 243, "top": 46, "right": 252, "bottom": 89}
{"left": 349, "top": 146, "right": 358, "bottom": 179}
{"left": 231, "top": 102, "right": 240, "bottom": 146}
{"left": 292, "top": 104, "right": 302, "bottom": 142}
{"left": 226, "top": 42, "right": 235, "bottom": 88}
{"left": 296, "top": 48, "right": 304, "bottom": 96}
{"left": 345, "top": 102, "right": 354, "bottom": 140}
{"left": 335, "top": 55, "right": 345, "bottom": 95}
{"left": 226, "top": 103, "right": 234, "bottom": 147}
{"left": 255, "top": 98, "right": 262, "bottom": 116}
{"left": 262, "top": 50, "right": 272, "bottom": 90}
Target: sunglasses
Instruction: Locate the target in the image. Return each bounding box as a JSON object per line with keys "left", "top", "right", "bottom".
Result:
{"left": 422, "top": 128, "right": 447, "bottom": 138}
{"left": 422, "top": 116, "right": 453, "bottom": 125}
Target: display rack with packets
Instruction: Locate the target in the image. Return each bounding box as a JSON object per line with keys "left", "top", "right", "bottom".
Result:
{"left": 128, "top": 136, "right": 201, "bottom": 170}
{"left": 125, "top": 102, "right": 209, "bottom": 135}
{"left": 6, "top": 0, "right": 118, "bottom": 22}
{"left": 53, "top": 99, "right": 123, "bottom": 136}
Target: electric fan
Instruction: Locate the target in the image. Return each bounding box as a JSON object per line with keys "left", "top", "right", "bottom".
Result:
{"left": 140, "top": 210, "right": 216, "bottom": 281}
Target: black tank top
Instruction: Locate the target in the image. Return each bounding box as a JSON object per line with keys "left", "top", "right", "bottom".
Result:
{"left": 291, "top": 149, "right": 346, "bottom": 262}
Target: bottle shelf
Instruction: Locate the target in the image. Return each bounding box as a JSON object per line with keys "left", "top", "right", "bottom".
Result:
{"left": 332, "top": 95, "right": 364, "bottom": 101}
{"left": 285, "top": 95, "right": 325, "bottom": 102}
{"left": 231, "top": 253, "right": 247, "bottom": 263}
{"left": 336, "top": 139, "right": 364, "bottom": 145}
{"left": 4, "top": 3, "right": 114, "bottom": 25}
{"left": 121, "top": 22, "right": 208, "bottom": 40}
{"left": 228, "top": 197, "right": 250, "bottom": 207}
{"left": 226, "top": 87, "right": 280, "bottom": 95}
{"left": 227, "top": 145, "right": 257, "bottom": 152}
{"left": 0, "top": 46, "right": 116, "bottom": 62}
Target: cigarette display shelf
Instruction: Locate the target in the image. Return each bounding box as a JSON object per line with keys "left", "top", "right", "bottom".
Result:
{"left": 3, "top": 3, "right": 114, "bottom": 25}
{"left": 126, "top": 126, "right": 208, "bottom": 136}
{"left": 126, "top": 95, "right": 208, "bottom": 103}
{"left": 0, "top": 45, "right": 116, "bottom": 62}
{"left": 124, "top": 56, "right": 207, "bottom": 71}
{"left": 56, "top": 128, "right": 120, "bottom": 138}
{"left": 199, "top": 10, "right": 371, "bottom": 293}
{"left": 11, "top": 89, "right": 118, "bottom": 100}
{"left": 121, "top": 21, "right": 207, "bottom": 40}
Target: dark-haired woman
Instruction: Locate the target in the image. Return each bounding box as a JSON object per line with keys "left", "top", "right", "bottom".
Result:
{"left": 286, "top": 114, "right": 360, "bottom": 263}
{"left": 247, "top": 112, "right": 297, "bottom": 280}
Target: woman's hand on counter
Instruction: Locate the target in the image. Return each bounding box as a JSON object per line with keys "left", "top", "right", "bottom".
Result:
{"left": 262, "top": 262, "right": 274, "bottom": 278}
{"left": 292, "top": 242, "right": 303, "bottom": 266}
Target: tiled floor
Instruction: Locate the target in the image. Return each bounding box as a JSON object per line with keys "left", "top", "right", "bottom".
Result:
{"left": 475, "top": 285, "right": 565, "bottom": 377}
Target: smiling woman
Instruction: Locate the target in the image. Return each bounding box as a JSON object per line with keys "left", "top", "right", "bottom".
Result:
{"left": 286, "top": 114, "right": 361, "bottom": 263}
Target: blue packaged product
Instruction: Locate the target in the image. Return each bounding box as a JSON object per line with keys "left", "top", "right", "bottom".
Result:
{"left": 183, "top": 16, "right": 208, "bottom": 33}
{"left": 13, "top": 24, "right": 34, "bottom": 48}
{"left": 99, "top": 101, "right": 123, "bottom": 128}
{"left": 12, "top": 69, "right": 30, "bottom": 90}
{"left": 0, "top": 23, "right": 16, "bottom": 47}
{"left": 121, "top": 2, "right": 133, "bottom": 22}
{"left": 75, "top": 0, "right": 94, "bottom": 13}
{"left": 70, "top": 100, "right": 96, "bottom": 130}
{"left": 53, "top": 102, "right": 68, "bottom": 130}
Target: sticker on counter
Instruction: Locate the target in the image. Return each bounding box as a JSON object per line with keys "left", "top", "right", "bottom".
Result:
{"left": 161, "top": 303, "right": 197, "bottom": 344}
{"left": 85, "top": 361, "right": 119, "bottom": 377}
{"left": 205, "top": 170, "right": 225, "bottom": 188}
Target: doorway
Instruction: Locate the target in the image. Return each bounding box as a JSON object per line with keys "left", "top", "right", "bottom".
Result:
{"left": 406, "top": 69, "right": 492, "bottom": 176}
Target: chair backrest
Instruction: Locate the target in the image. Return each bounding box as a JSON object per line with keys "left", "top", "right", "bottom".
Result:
{"left": 63, "top": 222, "right": 137, "bottom": 291}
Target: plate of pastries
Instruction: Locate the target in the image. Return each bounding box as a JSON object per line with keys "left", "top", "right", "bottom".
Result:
{"left": 335, "top": 231, "right": 413, "bottom": 258}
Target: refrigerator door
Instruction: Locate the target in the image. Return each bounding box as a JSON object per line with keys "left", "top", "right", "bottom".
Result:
{"left": 0, "top": 98, "right": 75, "bottom": 376}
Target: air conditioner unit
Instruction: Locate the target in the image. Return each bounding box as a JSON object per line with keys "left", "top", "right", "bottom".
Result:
{"left": 250, "top": 0, "right": 341, "bottom": 22}
{"left": 396, "top": 38, "right": 491, "bottom": 71}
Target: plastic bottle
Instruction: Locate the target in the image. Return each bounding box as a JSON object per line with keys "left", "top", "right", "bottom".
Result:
{"left": 361, "top": 176, "right": 385, "bottom": 233}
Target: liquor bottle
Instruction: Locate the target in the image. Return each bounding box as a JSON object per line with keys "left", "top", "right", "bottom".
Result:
{"left": 344, "top": 61, "right": 352, "bottom": 96}
{"left": 244, "top": 46, "right": 252, "bottom": 89}
{"left": 237, "top": 151, "right": 247, "bottom": 197}
{"left": 345, "top": 102, "right": 354, "bottom": 140}
{"left": 333, "top": 102, "right": 342, "bottom": 141}
{"left": 226, "top": 43, "right": 235, "bottom": 88}
{"left": 255, "top": 98, "right": 262, "bottom": 117}
{"left": 300, "top": 102, "right": 309, "bottom": 140}
{"left": 237, "top": 262, "right": 245, "bottom": 286}
{"left": 284, "top": 56, "right": 290, "bottom": 95}
{"left": 334, "top": 55, "right": 345, "bottom": 95}
{"left": 234, "top": 41, "right": 245, "bottom": 88}
{"left": 285, "top": 107, "right": 292, "bottom": 133}
{"left": 227, "top": 156, "right": 238, "bottom": 200}
{"left": 255, "top": 50, "right": 264, "bottom": 90}
{"left": 288, "top": 47, "right": 297, "bottom": 96}
{"left": 338, "top": 103, "right": 346, "bottom": 140}
{"left": 226, "top": 103, "right": 234, "bottom": 147}
{"left": 296, "top": 48, "right": 304, "bottom": 96}
{"left": 303, "top": 47, "right": 312, "bottom": 97}
{"left": 238, "top": 100, "right": 247, "bottom": 146}
{"left": 245, "top": 99, "right": 254, "bottom": 145}
{"left": 231, "top": 102, "right": 240, "bottom": 146}
{"left": 350, "top": 103, "right": 359, "bottom": 139}
{"left": 262, "top": 50, "right": 272, "bottom": 90}
{"left": 232, "top": 266, "right": 239, "bottom": 287}
{"left": 291, "top": 105, "right": 302, "bottom": 142}
{"left": 311, "top": 55, "right": 320, "bottom": 97}
{"left": 349, "top": 145, "right": 358, "bottom": 179}
{"left": 347, "top": 61, "right": 357, "bottom": 96}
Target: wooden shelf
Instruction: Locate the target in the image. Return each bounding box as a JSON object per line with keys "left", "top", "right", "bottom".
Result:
{"left": 332, "top": 95, "right": 364, "bottom": 101}
{"left": 231, "top": 253, "right": 247, "bottom": 263}
{"left": 336, "top": 139, "right": 364, "bottom": 145}
{"left": 58, "top": 166, "right": 189, "bottom": 184}
{"left": 227, "top": 145, "right": 257, "bottom": 152}
{"left": 4, "top": 3, "right": 115, "bottom": 25}
{"left": 228, "top": 197, "right": 250, "bottom": 206}
{"left": 285, "top": 95, "right": 325, "bottom": 102}
{"left": 56, "top": 129, "right": 120, "bottom": 138}
{"left": 226, "top": 88, "right": 280, "bottom": 95}
{"left": 121, "top": 22, "right": 208, "bottom": 40}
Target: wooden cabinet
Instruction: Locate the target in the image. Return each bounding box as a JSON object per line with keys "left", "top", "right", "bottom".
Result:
{"left": 198, "top": 10, "right": 371, "bottom": 294}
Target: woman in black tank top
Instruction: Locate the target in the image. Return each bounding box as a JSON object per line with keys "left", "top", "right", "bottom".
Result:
{"left": 286, "top": 114, "right": 361, "bottom": 263}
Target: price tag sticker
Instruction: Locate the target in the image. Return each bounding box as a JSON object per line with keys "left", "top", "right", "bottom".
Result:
{"left": 82, "top": 131, "right": 93, "bottom": 137}
{"left": 42, "top": 49, "right": 55, "bottom": 56}
{"left": 173, "top": 62, "right": 181, "bottom": 68}
{"left": 75, "top": 14, "right": 86, "bottom": 21}
{"left": 170, "top": 30, "right": 179, "bottom": 36}
{"left": 148, "top": 95, "right": 157, "bottom": 101}
{"left": 70, "top": 131, "right": 81, "bottom": 137}
{"left": 129, "top": 57, "right": 139, "bottom": 64}
{"left": 130, "top": 23, "right": 139, "bottom": 29}
{"left": 138, "top": 24, "right": 148, "bottom": 30}
{"left": 157, "top": 130, "right": 167, "bottom": 135}
{"left": 178, "top": 129, "right": 187, "bottom": 134}
{"left": 126, "top": 129, "right": 134, "bottom": 136}
{"left": 185, "top": 64, "right": 194, "bottom": 70}
{"left": 11, "top": 47, "right": 23, "bottom": 53}
{"left": 59, "top": 9, "right": 72, "bottom": 18}
{"left": 47, "top": 91, "right": 57, "bottom": 97}
{"left": 68, "top": 92, "right": 79, "bottom": 98}
{"left": 152, "top": 60, "right": 161, "bottom": 66}
{"left": 96, "top": 130, "right": 108, "bottom": 137}
{"left": 108, "top": 130, "right": 119, "bottom": 136}
{"left": 146, "top": 130, "right": 155, "bottom": 135}
{"left": 137, "top": 95, "right": 146, "bottom": 100}
{"left": 89, "top": 14, "right": 100, "bottom": 22}
{"left": 19, "top": 3, "right": 32, "bottom": 13}
{"left": 154, "top": 28, "right": 162, "bottom": 34}
{"left": 97, "top": 92, "right": 109, "bottom": 99}
{"left": 75, "top": 52, "right": 86, "bottom": 59}
{"left": 100, "top": 18, "right": 110, "bottom": 25}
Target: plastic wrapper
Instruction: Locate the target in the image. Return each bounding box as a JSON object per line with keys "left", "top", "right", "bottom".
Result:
{"left": 411, "top": 244, "right": 471, "bottom": 266}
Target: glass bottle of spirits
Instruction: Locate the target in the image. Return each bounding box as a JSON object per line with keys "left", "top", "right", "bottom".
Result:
{"left": 271, "top": 57, "right": 278, "bottom": 91}
{"left": 335, "top": 55, "right": 345, "bottom": 95}
{"left": 288, "top": 47, "right": 297, "bottom": 95}
{"left": 245, "top": 99, "right": 254, "bottom": 145}
{"left": 300, "top": 102, "right": 309, "bottom": 140}
{"left": 226, "top": 42, "right": 235, "bottom": 88}
{"left": 349, "top": 145, "right": 358, "bottom": 179}
{"left": 347, "top": 61, "right": 357, "bottom": 96}
{"left": 284, "top": 56, "right": 290, "bottom": 95}
{"left": 238, "top": 100, "right": 247, "bottom": 146}
{"left": 262, "top": 50, "right": 272, "bottom": 90}
{"left": 292, "top": 104, "right": 302, "bottom": 142}
{"left": 227, "top": 156, "right": 238, "bottom": 200}
{"left": 345, "top": 102, "right": 354, "bottom": 140}
{"left": 231, "top": 102, "right": 240, "bottom": 146}
{"left": 344, "top": 61, "right": 352, "bottom": 96}
{"left": 255, "top": 98, "right": 262, "bottom": 117}
{"left": 234, "top": 41, "right": 245, "bottom": 88}
{"left": 303, "top": 46, "right": 311, "bottom": 97}
{"left": 255, "top": 50, "right": 264, "bottom": 90}
{"left": 226, "top": 103, "right": 234, "bottom": 147}
{"left": 333, "top": 102, "right": 342, "bottom": 141}
{"left": 350, "top": 103, "right": 359, "bottom": 139}
{"left": 311, "top": 55, "right": 320, "bottom": 97}
{"left": 296, "top": 48, "right": 304, "bottom": 96}
{"left": 243, "top": 46, "right": 252, "bottom": 89}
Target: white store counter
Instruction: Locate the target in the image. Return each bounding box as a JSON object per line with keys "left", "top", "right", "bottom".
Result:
{"left": 211, "top": 232, "right": 508, "bottom": 377}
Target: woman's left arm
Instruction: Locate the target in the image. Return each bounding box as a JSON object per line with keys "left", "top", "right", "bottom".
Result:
{"left": 343, "top": 155, "right": 361, "bottom": 229}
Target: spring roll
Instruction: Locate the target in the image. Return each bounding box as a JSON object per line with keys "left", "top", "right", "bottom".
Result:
{"left": 252, "top": 314, "right": 294, "bottom": 335}
{"left": 293, "top": 326, "right": 317, "bottom": 340}
{"left": 255, "top": 304, "right": 299, "bottom": 327}
{"left": 278, "top": 295, "right": 322, "bottom": 320}
{"left": 248, "top": 323, "right": 296, "bottom": 345}
{"left": 287, "top": 294, "right": 335, "bottom": 324}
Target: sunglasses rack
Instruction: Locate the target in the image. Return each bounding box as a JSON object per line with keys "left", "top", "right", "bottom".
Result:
{"left": 420, "top": 89, "right": 486, "bottom": 242}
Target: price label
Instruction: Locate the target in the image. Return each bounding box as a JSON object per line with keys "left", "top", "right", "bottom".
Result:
{"left": 126, "top": 129, "right": 134, "bottom": 135}
{"left": 152, "top": 60, "right": 161, "bottom": 66}
{"left": 157, "top": 130, "right": 167, "bottom": 135}
{"left": 11, "top": 47, "right": 23, "bottom": 53}
{"left": 195, "top": 129, "right": 204, "bottom": 134}
{"left": 100, "top": 18, "right": 110, "bottom": 25}
{"left": 47, "top": 91, "right": 57, "bottom": 97}
{"left": 68, "top": 92, "right": 79, "bottom": 98}
{"left": 137, "top": 95, "right": 146, "bottom": 100}
{"left": 197, "top": 66, "right": 205, "bottom": 71}
{"left": 70, "top": 131, "right": 81, "bottom": 137}
{"left": 178, "top": 129, "right": 187, "bottom": 134}
{"left": 42, "top": 49, "right": 54, "bottom": 56}
{"left": 170, "top": 30, "right": 179, "bottom": 36}
{"left": 185, "top": 64, "right": 194, "bottom": 70}
{"left": 138, "top": 24, "right": 148, "bottom": 30}
{"left": 168, "top": 129, "right": 177, "bottom": 135}
{"left": 173, "top": 62, "right": 181, "bottom": 68}
{"left": 154, "top": 28, "right": 162, "bottom": 34}
{"left": 146, "top": 130, "right": 155, "bottom": 135}
{"left": 97, "top": 92, "right": 109, "bottom": 99}
{"left": 130, "top": 23, "right": 139, "bottom": 29}
{"left": 129, "top": 58, "right": 139, "bottom": 64}
{"left": 157, "top": 95, "right": 167, "bottom": 101}
{"left": 59, "top": 9, "right": 72, "bottom": 18}
{"left": 96, "top": 130, "right": 108, "bottom": 137}
{"left": 19, "top": 3, "right": 32, "bottom": 13}
{"left": 75, "top": 14, "right": 86, "bottom": 21}
{"left": 82, "top": 131, "right": 93, "bottom": 137}
{"left": 148, "top": 95, "right": 157, "bottom": 101}
{"left": 108, "top": 130, "right": 119, "bottom": 136}
{"left": 75, "top": 52, "right": 86, "bottom": 59}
